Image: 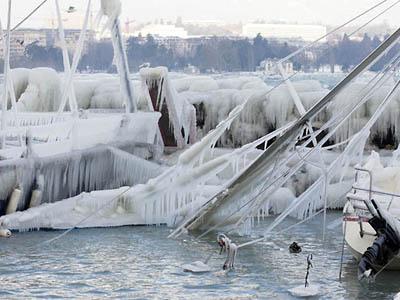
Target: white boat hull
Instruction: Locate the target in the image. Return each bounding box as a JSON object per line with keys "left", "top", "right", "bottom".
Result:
{"left": 344, "top": 217, "right": 400, "bottom": 270}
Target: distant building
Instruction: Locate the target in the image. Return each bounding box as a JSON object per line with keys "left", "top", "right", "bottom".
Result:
{"left": 0, "top": 29, "right": 47, "bottom": 57}
{"left": 319, "top": 64, "right": 342, "bottom": 73}
{"left": 155, "top": 37, "right": 201, "bottom": 56}
{"left": 242, "top": 23, "right": 327, "bottom": 42}
{"left": 0, "top": 28, "right": 96, "bottom": 58}
{"left": 133, "top": 24, "right": 188, "bottom": 38}
{"left": 259, "top": 59, "right": 294, "bottom": 75}
{"left": 153, "top": 36, "right": 244, "bottom": 58}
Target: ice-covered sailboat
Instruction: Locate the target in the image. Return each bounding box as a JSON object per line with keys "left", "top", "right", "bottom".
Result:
{"left": 344, "top": 151, "right": 400, "bottom": 274}
{"left": 2, "top": 0, "right": 400, "bottom": 285}
{"left": 0, "top": 0, "right": 197, "bottom": 216}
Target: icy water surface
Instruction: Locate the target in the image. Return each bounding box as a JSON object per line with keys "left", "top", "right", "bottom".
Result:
{"left": 0, "top": 212, "right": 398, "bottom": 299}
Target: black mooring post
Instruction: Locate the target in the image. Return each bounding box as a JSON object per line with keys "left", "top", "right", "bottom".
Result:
{"left": 305, "top": 254, "right": 313, "bottom": 288}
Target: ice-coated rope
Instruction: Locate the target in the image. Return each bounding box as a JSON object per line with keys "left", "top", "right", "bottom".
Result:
{"left": 33, "top": 186, "right": 133, "bottom": 247}
{"left": 265, "top": 0, "right": 400, "bottom": 110}
{"left": 0, "top": 0, "right": 49, "bottom": 35}
{"left": 280, "top": 0, "right": 391, "bottom": 63}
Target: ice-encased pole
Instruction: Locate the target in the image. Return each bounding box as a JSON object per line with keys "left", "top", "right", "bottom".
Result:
{"left": 101, "top": 0, "right": 136, "bottom": 113}
{"left": 57, "top": 0, "right": 91, "bottom": 114}
{"left": 111, "top": 19, "right": 136, "bottom": 113}
{"left": 55, "top": 0, "right": 78, "bottom": 113}
{"left": 1, "top": 0, "right": 12, "bottom": 149}
{"left": 0, "top": 17, "right": 23, "bottom": 147}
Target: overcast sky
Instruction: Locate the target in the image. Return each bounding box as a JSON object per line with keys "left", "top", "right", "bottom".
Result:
{"left": 0, "top": 0, "right": 398, "bottom": 28}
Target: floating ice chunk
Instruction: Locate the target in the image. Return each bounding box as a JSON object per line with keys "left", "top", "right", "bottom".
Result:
{"left": 288, "top": 285, "right": 321, "bottom": 297}
{"left": 394, "top": 292, "right": 400, "bottom": 300}
{"left": 182, "top": 261, "right": 212, "bottom": 273}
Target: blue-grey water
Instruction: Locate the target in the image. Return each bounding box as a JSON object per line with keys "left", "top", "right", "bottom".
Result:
{"left": 0, "top": 212, "right": 398, "bottom": 299}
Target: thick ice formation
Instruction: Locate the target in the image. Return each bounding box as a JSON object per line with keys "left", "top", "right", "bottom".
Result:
{"left": 100, "top": 0, "right": 121, "bottom": 17}
{"left": 0, "top": 100, "right": 266, "bottom": 230}
{"left": 0, "top": 144, "right": 163, "bottom": 214}
{"left": 16, "top": 68, "right": 61, "bottom": 112}
{"left": 360, "top": 151, "right": 400, "bottom": 194}
{"left": 174, "top": 74, "right": 400, "bottom": 148}
{"left": 140, "top": 67, "right": 197, "bottom": 146}
{"left": 3, "top": 68, "right": 400, "bottom": 232}
{"left": 4, "top": 69, "right": 400, "bottom": 149}
{"left": 349, "top": 151, "right": 400, "bottom": 219}
{"left": 0, "top": 112, "right": 161, "bottom": 159}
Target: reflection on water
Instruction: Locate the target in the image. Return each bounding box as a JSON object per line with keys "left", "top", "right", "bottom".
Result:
{"left": 0, "top": 212, "right": 398, "bottom": 299}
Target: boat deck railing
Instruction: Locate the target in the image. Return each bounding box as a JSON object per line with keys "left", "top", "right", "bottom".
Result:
{"left": 348, "top": 167, "right": 400, "bottom": 213}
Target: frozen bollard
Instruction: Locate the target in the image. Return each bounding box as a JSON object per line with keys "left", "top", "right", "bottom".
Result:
{"left": 29, "top": 174, "right": 44, "bottom": 208}
{"left": 6, "top": 187, "right": 22, "bottom": 215}
{"left": 0, "top": 228, "right": 11, "bottom": 238}
{"left": 29, "top": 189, "right": 43, "bottom": 208}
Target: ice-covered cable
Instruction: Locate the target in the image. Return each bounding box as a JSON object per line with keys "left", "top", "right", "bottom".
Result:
{"left": 10, "top": 0, "right": 49, "bottom": 32}
{"left": 0, "top": 0, "right": 11, "bottom": 149}
{"left": 57, "top": 0, "right": 91, "bottom": 114}
{"left": 34, "top": 185, "right": 133, "bottom": 247}
{"left": 280, "top": 0, "right": 390, "bottom": 63}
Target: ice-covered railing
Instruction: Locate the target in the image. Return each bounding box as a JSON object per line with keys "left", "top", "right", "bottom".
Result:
{"left": 2, "top": 112, "right": 73, "bottom": 127}
{"left": 0, "top": 112, "right": 161, "bottom": 159}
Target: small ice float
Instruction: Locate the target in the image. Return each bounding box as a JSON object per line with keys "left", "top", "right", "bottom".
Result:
{"left": 182, "top": 261, "right": 212, "bottom": 273}
{"left": 289, "top": 285, "right": 321, "bottom": 297}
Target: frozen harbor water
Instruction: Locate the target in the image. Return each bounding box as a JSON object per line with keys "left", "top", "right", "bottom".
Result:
{"left": 0, "top": 212, "right": 398, "bottom": 299}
